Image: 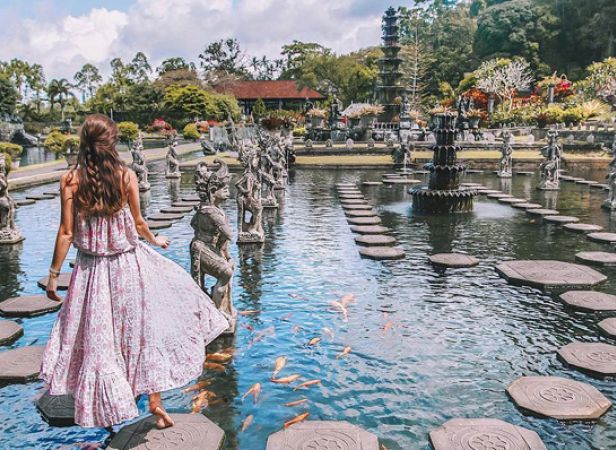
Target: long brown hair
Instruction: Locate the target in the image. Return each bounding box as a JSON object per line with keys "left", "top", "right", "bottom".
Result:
{"left": 73, "top": 114, "right": 127, "bottom": 216}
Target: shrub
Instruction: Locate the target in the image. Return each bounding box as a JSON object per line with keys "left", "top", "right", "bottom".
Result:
{"left": 44, "top": 130, "right": 68, "bottom": 154}
{"left": 183, "top": 123, "right": 200, "bottom": 140}
{"left": 62, "top": 136, "right": 80, "bottom": 153}
{"left": 293, "top": 127, "right": 306, "bottom": 137}
{"left": 534, "top": 105, "right": 566, "bottom": 127}
{"left": 252, "top": 98, "right": 267, "bottom": 118}
{"left": 117, "top": 121, "right": 140, "bottom": 144}
{"left": 0, "top": 142, "right": 24, "bottom": 159}
{"left": 559, "top": 106, "right": 586, "bottom": 125}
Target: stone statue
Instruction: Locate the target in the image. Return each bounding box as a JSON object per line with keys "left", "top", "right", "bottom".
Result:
{"left": 259, "top": 143, "right": 279, "bottom": 209}
{"left": 190, "top": 159, "right": 236, "bottom": 333}
{"left": 603, "top": 134, "right": 616, "bottom": 210}
{"left": 400, "top": 94, "right": 411, "bottom": 117}
{"left": 270, "top": 138, "right": 287, "bottom": 190}
{"left": 165, "top": 140, "right": 181, "bottom": 179}
{"left": 498, "top": 131, "right": 513, "bottom": 178}
{"left": 537, "top": 129, "right": 561, "bottom": 190}
{"left": 130, "top": 136, "right": 150, "bottom": 192}
{"left": 235, "top": 146, "right": 265, "bottom": 243}
{"left": 0, "top": 154, "right": 24, "bottom": 244}
{"left": 329, "top": 95, "right": 342, "bottom": 129}
{"left": 304, "top": 97, "right": 314, "bottom": 114}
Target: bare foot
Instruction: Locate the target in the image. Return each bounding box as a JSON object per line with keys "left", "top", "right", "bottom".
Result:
{"left": 151, "top": 406, "right": 175, "bottom": 429}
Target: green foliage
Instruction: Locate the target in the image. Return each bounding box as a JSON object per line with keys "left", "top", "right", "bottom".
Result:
{"left": 0, "top": 75, "right": 18, "bottom": 115}
{"left": 252, "top": 98, "right": 267, "bottom": 118}
{"left": 162, "top": 85, "right": 240, "bottom": 125}
{"left": 44, "top": 130, "right": 68, "bottom": 153}
{"left": 578, "top": 58, "right": 616, "bottom": 103}
{"left": 62, "top": 136, "right": 80, "bottom": 153}
{"left": 183, "top": 123, "right": 200, "bottom": 140}
{"left": 117, "top": 121, "right": 140, "bottom": 144}
{"left": 292, "top": 127, "right": 306, "bottom": 137}
{"left": 0, "top": 142, "right": 23, "bottom": 159}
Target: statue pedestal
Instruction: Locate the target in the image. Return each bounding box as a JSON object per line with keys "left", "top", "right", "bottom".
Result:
{"left": 165, "top": 172, "right": 181, "bottom": 179}
{"left": 261, "top": 197, "right": 278, "bottom": 209}
{"left": 237, "top": 231, "right": 265, "bottom": 244}
{"left": 537, "top": 182, "right": 560, "bottom": 191}
{"left": 497, "top": 172, "right": 512, "bottom": 178}
{"left": 138, "top": 183, "right": 151, "bottom": 192}
{"left": 221, "top": 310, "right": 237, "bottom": 336}
{"left": 0, "top": 230, "right": 25, "bottom": 245}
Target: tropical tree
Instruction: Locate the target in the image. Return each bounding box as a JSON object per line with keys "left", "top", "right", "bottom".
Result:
{"left": 0, "top": 75, "right": 18, "bottom": 116}
{"left": 476, "top": 58, "right": 533, "bottom": 111}
{"left": 73, "top": 63, "right": 102, "bottom": 101}
{"left": 47, "top": 78, "right": 75, "bottom": 120}
{"left": 156, "top": 57, "right": 195, "bottom": 75}
{"left": 199, "top": 38, "right": 249, "bottom": 85}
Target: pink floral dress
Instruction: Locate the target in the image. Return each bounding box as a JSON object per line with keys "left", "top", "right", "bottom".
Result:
{"left": 40, "top": 206, "right": 229, "bottom": 428}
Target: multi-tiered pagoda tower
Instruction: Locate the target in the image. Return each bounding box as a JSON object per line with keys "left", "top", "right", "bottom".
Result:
{"left": 376, "top": 7, "right": 405, "bottom": 122}
{"left": 411, "top": 113, "right": 477, "bottom": 213}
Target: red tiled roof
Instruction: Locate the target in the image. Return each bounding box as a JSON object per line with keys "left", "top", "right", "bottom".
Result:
{"left": 216, "top": 80, "right": 325, "bottom": 100}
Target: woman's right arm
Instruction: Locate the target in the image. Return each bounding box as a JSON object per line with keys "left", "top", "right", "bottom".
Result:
{"left": 126, "top": 169, "right": 169, "bottom": 249}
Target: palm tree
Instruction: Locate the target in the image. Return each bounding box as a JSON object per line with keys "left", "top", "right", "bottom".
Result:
{"left": 47, "top": 78, "right": 75, "bottom": 120}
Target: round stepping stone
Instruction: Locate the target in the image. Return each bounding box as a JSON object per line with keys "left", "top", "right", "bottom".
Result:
{"left": 37, "top": 272, "right": 72, "bottom": 291}
{"left": 598, "top": 318, "right": 616, "bottom": 337}
{"left": 495, "top": 260, "right": 607, "bottom": 291}
{"left": 558, "top": 342, "right": 616, "bottom": 376}
{"left": 576, "top": 251, "right": 616, "bottom": 267}
{"left": 26, "top": 194, "right": 55, "bottom": 201}
{"left": 460, "top": 182, "right": 483, "bottom": 188}
{"left": 42, "top": 190, "right": 60, "bottom": 197}
{"left": 512, "top": 202, "right": 542, "bottom": 209}
{"left": 587, "top": 232, "right": 616, "bottom": 244}
{"left": 487, "top": 193, "right": 512, "bottom": 199}
{"left": 160, "top": 206, "right": 194, "bottom": 214}
{"left": 526, "top": 208, "right": 559, "bottom": 216}
{"left": 147, "top": 213, "right": 184, "bottom": 221}
{"left": 181, "top": 195, "right": 200, "bottom": 202}
{"left": 543, "top": 215, "right": 579, "bottom": 224}
{"left": 383, "top": 173, "right": 402, "bottom": 178}
{"left": 340, "top": 199, "right": 368, "bottom": 205}
{"left": 37, "top": 392, "right": 75, "bottom": 427}
{"left": 507, "top": 376, "right": 611, "bottom": 420}
{"left": 341, "top": 204, "right": 373, "bottom": 211}
{"left": 0, "top": 295, "right": 62, "bottom": 317}
{"left": 266, "top": 421, "right": 378, "bottom": 450}
{"left": 359, "top": 246, "right": 404, "bottom": 260}
{"left": 414, "top": 170, "right": 430, "bottom": 174}
{"left": 0, "top": 320, "right": 23, "bottom": 345}
{"left": 347, "top": 216, "right": 382, "bottom": 225}
{"left": 430, "top": 418, "right": 547, "bottom": 450}
{"left": 575, "top": 180, "right": 598, "bottom": 185}
{"left": 592, "top": 183, "right": 609, "bottom": 190}
{"left": 561, "top": 176, "right": 584, "bottom": 182}
{"left": 15, "top": 199, "right": 36, "bottom": 207}
{"left": 382, "top": 178, "right": 421, "bottom": 185}
{"left": 515, "top": 171, "right": 534, "bottom": 176}
{"left": 339, "top": 194, "right": 364, "bottom": 200}
{"left": 172, "top": 200, "right": 198, "bottom": 207}
{"left": 338, "top": 191, "right": 361, "bottom": 196}
{"left": 354, "top": 235, "right": 396, "bottom": 247}
{"left": 345, "top": 210, "right": 378, "bottom": 218}
{"left": 429, "top": 253, "right": 479, "bottom": 268}
{"left": 336, "top": 183, "right": 357, "bottom": 187}
{"left": 559, "top": 291, "right": 616, "bottom": 312}
{"left": 0, "top": 346, "right": 45, "bottom": 383}
{"left": 108, "top": 413, "right": 225, "bottom": 450}
{"left": 498, "top": 197, "right": 527, "bottom": 204}
{"left": 477, "top": 189, "right": 501, "bottom": 195}
{"left": 563, "top": 223, "right": 603, "bottom": 233}
{"left": 362, "top": 181, "right": 383, "bottom": 186}
{"left": 350, "top": 225, "right": 391, "bottom": 235}
{"left": 147, "top": 220, "right": 172, "bottom": 230}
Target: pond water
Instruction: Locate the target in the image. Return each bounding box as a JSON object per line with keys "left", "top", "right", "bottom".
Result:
{"left": 18, "top": 146, "right": 58, "bottom": 167}
{"left": 2, "top": 162, "right": 616, "bottom": 449}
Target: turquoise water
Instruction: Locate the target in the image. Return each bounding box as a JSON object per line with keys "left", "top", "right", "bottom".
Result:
{"left": 2, "top": 163, "right": 616, "bottom": 449}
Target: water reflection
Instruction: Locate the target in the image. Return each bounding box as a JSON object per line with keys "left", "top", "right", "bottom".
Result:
{"left": 0, "top": 242, "right": 24, "bottom": 299}
{"left": 139, "top": 190, "right": 151, "bottom": 211}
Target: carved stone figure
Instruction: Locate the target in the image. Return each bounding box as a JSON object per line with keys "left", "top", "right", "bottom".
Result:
{"left": 603, "top": 135, "right": 616, "bottom": 210}
{"left": 498, "top": 131, "right": 513, "bottom": 178}
{"left": 329, "top": 95, "right": 342, "bottom": 129}
{"left": 130, "top": 137, "right": 150, "bottom": 192}
{"left": 400, "top": 93, "right": 411, "bottom": 118}
{"left": 538, "top": 130, "right": 561, "bottom": 190}
{"left": 270, "top": 138, "right": 287, "bottom": 190}
{"left": 259, "top": 147, "right": 279, "bottom": 209}
{"left": 235, "top": 146, "right": 265, "bottom": 243}
{"left": 165, "top": 140, "right": 181, "bottom": 179}
{"left": 190, "top": 159, "right": 236, "bottom": 333}
{"left": 0, "top": 154, "right": 24, "bottom": 244}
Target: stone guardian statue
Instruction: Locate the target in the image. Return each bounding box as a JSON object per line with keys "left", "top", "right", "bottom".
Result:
{"left": 235, "top": 146, "right": 265, "bottom": 243}
{"left": 603, "top": 134, "right": 616, "bottom": 210}
{"left": 0, "top": 154, "right": 24, "bottom": 244}
{"left": 498, "top": 131, "right": 513, "bottom": 178}
{"left": 165, "top": 140, "right": 181, "bottom": 179}
{"left": 130, "top": 136, "right": 150, "bottom": 192}
{"left": 537, "top": 130, "right": 561, "bottom": 190}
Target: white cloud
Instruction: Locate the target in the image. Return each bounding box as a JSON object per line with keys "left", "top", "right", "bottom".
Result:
{"left": 0, "top": 0, "right": 386, "bottom": 80}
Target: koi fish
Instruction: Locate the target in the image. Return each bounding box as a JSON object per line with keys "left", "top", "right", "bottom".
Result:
{"left": 336, "top": 346, "right": 351, "bottom": 359}
{"left": 192, "top": 390, "right": 217, "bottom": 402}
{"left": 285, "top": 398, "right": 308, "bottom": 407}
{"left": 273, "top": 356, "right": 287, "bottom": 378}
{"left": 272, "top": 374, "right": 301, "bottom": 384}
{"left": 322, "top": 327, "right": 335, "bottom": 339}
{"left": 191, "top": 397, "right": 208, "bottom": 413}
{"left": 242, "top": 383, "right": 261, "bottom": 403}
{"left": 241, "top": 415, "right": 254, "bottom": 432}
{"left": 293, "top": 379, "right": 321, "bottom": 391}
{"left": 292, "top": 325, "right": 302, "bottom": 334}
{"left": 284, "top": 412, "right": 309, "bottom": 429}
{"left": 221, "top": 347, "right": 236, "bottom": 355}
{"left": 183, "top": 379, "right": 213, "bottom": 393}
{"left": 340, "top": 294, "right": 356, "bottom": 307}
{"left": 239, "top": 310, "right": 260, "bottom": 316}
{"left": 241, "top": 324, "right": 255, "bottom": 332}
{"left": 330, "top": 301, "right": 348, "bottom": 322}
{"left": 204, "top": 362, "right": 226, "bottom": 372}
{"left": 382, "top": 320, "right": 394, "bottom": 336}
{"left": 208, "top": 398, "right": 225, "bottom": 407}
{"left": 308, "top": 337, "right": 321, "bottom": 346}
{"left": 280, "top": 312, "right": 293, "bottom": 321}
{"left": 207, "top": 352, "right": 233, "bottom": 363}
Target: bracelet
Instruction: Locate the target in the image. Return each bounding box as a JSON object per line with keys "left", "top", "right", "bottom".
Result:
{"left": 49, "top": 268, "right": 61, "bottom": 277}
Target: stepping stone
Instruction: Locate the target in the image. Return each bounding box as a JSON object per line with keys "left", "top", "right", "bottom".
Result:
{"left": 345, "top": 210, "right": 378, "bottom": 217}
{"left": 347, "top": 216, "right": 382, "bottom": 225}
{"left": 160, "top": 206, "right": 194, "bottom": 214}
{"left": 561, "top": 176, "right": 584, "bottom": 182}
{"left": 512, "top": 202, "right": 543, "bottom": 209}
{"left": 336, "top": 183, "right": 357, "bottom": 188}
{"left": 337, "top": 189, "right": 361, "bottom": 194}
{"left": 0, "top": 295, "right": 63, "bottom": 317}
{"left": 0, "top": 319, "right": 23, "bottom": 345}
{"left": 543, "top": 215, "right": 579, "bottom": 224}
{"left": 587, "top": 232, "right": 616, "bottom": 244}
{"left": 382, "top": 178, "right": 421, "bottom": 185}
{"left": 460, "top": 183, "right": 483, "bottom": 188}
{"left": 507, "top": 376, "right": 611, "bottom": 420}
{"left": 26, "top": 194, "right": 55, "bottom": 201}
{"left": 0, "top": 346, "right": 45, "bottom": 383}
{"left": 563, "top": 223, "right": 603, "bottom": 233}
{"left": 181, "top": 195, "right": 200, "bottom": 202}
{"left": 15, "top": 199, "right": 36, "bottom": 207}
{"left": 340, "top": 199, "right": 368, "bottom": 205}
{"left": 362, "top": 181, "right": 383, "bottom": 186}
{"left": 350, "top": 225, "right": 391, "bottom": 235}
{"left": 382, "top": 173, "right": 402, "bottom": 178}
{"left": 36, "top": 392, "right": 75, "bottom": 427}
{"left": 147, "top": 213, "right": 184, "bottom": 221}
{"left": 575, "top": 180, "right": 598, "bottom": 185}
{"left": 526, "top": 208, "right": 559, "bottom": 216}
{"left": 266, "top": 421, "right": 378, "bottom": 450}
{"left": 429, "top": 253, "right": 479, "bottom": 268}
{"left": 477, "top": 189, "right": 500, "bottom": 195}
{"left": 495, "top": 260, "right": 607, "bottom": 291}
{"left": 515, "top": 171, "right": 534, "bottom": 176}
{"left": 430, "top": 418, "right": 547, "bottom": 450}
{"left": 558, "top": 342, "right": 616, "bottom": 377}
{"left": 359, "top": 246, "right": 404, "bottom": 260}
{"left": 37, "top": 273, "right": 72, "bottom": 291}
{"left": 341, "top": 204, "right": 373, "bottom": 211}
{"left": 559, "top": 291, "right": 616, "bottom": 312}
{"left": 487, "top": 193, "right": 512, "bottom": 199}
{"left": 172, "top": 200, "right": 199, "bottom": 207}
{"left": 591, "top": 183, "right": 609, "bottom": 190}
{"left": 147, "top": 220, "right": 172, "bottom": 230}
{"left": 598, "top": 318, "right": 616, "bottom": 337}
{"left": 575, "top": 251, "right": 616, "bottom": 267}
{"left": 339, "top": 194, "right": 365, "bottom": 200}
{"left": 108, "top": 413, "right": 224, "bottom": 450}
{"left": 414, "top": 170, "right": 430, "bottom": 174}
{"left": 354, "top": 235, "right": 396, "bottom": 247}
{"left": 466, "top": 169, "right": 484, "bottom": 174}
{"left": 498, "top": 197, "right": 527, "bottom": 204}
{"left": 43, "top": 191, "right": 60, "bottom": 197}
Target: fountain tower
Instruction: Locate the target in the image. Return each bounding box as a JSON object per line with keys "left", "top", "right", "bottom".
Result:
{"left": 375, "top": 7, "right": 405, "bottom": 122}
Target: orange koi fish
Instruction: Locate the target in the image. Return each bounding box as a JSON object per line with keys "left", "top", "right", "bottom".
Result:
{"left": 207, "top": 352, "right": 233, "bottom": 363}
{"left": 336, "top": 346, "right": 351, "bottom": 359}
{"left": 308, "top": 337, "right": 321, "bottom": 346}
{"left": 382, "top": 320, "right": 394, "bottom": 336}
{"left": 284, "top": 412, "right": 309, "bottom": 429}
{"left": 322, "top": 327, "right": 335, "bottom": 339}
{"left": 293, "top": 379, "right": 321, "bottom": 391}
{"left": 242, "top": 383, "right": 261, "bottom": 403}
{"left": 204, "top": 362, "right": 226, "bottom": 372}
{"left": 239, "top": 310, "right": 260, "bottom": 316}
{"left": 285, "top": 398, "right": 308, "bottom": 407}
{"left": 241, "top": 414, "right": 254, "bottom": 432}
{"left": 273, "top": 356, "right": 287, "bottom": 378}
{"left": 183, "top": 379, "right": 213, "bottom": 393}
{"left": 340, "top": 294, "right": 356, "bottom": 307}
{"left": 272, "top": 374, "right": 301, "bottom": 384}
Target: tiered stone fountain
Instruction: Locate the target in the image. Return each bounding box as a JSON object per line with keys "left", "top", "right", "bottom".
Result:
{"left": 411, "top": 113, "right": 477, "bottom": 213}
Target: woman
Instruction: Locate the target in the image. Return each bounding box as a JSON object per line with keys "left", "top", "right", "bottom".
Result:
{"left": 40, "top": 114, "right": 229, "bottom": 429}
